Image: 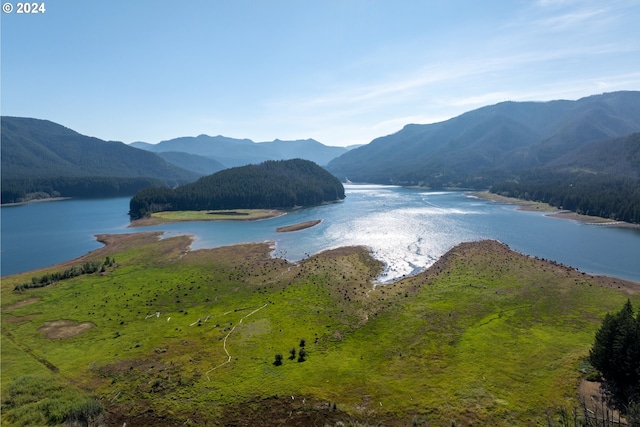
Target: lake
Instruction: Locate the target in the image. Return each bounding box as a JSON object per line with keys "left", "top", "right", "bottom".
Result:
{"left": 2, "top": 185, "right": 639, "bottom": 282}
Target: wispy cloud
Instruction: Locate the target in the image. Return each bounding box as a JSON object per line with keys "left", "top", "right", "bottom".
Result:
{"left": 534, "top": 6, "right": 614, "bottom": 31}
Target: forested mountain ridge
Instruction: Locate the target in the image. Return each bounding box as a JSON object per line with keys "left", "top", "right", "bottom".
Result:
{"left": 1, "top": 117, "right": 198, "bottom": 181}
{"left": 155, "top": 151, "right": 226, "bottom": 176}
{"left": 131, "top": 135, "right": 348, "bottom": 168}
{"left": 129, "top": 159, "right": 345, "bottom": 219}
{"left": 548, "top": 132, "right": 640, "bottom": 179}
{"left": 326, "top": 91, "right": 640, "bottom": 186}
{"left": 1, "top": 117, "right": 199, "bottom": 203}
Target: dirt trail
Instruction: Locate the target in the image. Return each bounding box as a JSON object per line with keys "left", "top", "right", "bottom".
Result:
{"left": 2, "top": 330, "right": 59, "bottom": 373}
{"left": 205, "top": 303, "right": 268, "bottom": 380}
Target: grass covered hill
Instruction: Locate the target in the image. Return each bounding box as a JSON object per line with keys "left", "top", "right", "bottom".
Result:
{"left": 1, "top": 117, "right": 199, "bottom": 203}
{"left": 1, "top": 234, "right": 638, "bottom": 426}
{"left": 129, "top": 158, "right": 346, "bottom": 219}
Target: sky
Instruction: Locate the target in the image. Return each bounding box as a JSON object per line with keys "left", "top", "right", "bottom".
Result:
{"left": 2, "top": 0, "right": 640, "bottom": 147}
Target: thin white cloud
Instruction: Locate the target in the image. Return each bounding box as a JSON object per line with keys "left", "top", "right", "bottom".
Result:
{"left": 534, "top": 6, "right": 614, "bottom": 31}
{"left": 447, "top": 92, "right": 514, "bottom": 108}
{"left": 371, "top": 114, "right": 451, "bottom": 131}
{"left": 279, "top": 38, "right": 632, "bottom": 117}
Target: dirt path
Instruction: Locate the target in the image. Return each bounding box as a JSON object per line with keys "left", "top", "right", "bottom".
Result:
{"left": 578, "top": 379, "right": 627, "bottom": 425}
{"left": 2, "top": 330, "right": 59, "bottom": 373}
{"left": 205, "top": 304, "right": 268, "bottom": 380}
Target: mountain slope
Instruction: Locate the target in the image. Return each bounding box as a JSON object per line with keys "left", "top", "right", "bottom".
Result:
{"left": 327, "top": 91, "right": 640, "bottom": 186}
{"left": 156, "top": 151, "right": 226, "bottom": 176}
{"left": 133, "top": 135, "right": 348, "bottom": 167}
{"left": 2, "top": 117, "right": 198, "bottom": 182}
{"left": 549, "top": 132, "right": 640, "bottom": 179}
{"left": 1, "top": 117, "right": 199, "bottom": 203}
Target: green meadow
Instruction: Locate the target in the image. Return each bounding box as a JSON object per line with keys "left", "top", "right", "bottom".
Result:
{"left": 130, "top": 209, "right": 283, "bottom": 227}
{"left": 1, "top": 233, "right": 637, "bottom": 426}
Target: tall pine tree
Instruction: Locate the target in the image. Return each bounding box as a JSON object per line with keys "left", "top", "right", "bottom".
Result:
{"left": 589, "top": 300, "right": 640, "bottom": 411}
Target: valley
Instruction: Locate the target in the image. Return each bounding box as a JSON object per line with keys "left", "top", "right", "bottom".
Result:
{"left": 2, "top": 91, "right": 640, "bottom": 426}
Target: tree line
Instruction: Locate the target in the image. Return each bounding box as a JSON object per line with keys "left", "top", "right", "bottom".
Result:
{"left": 14, "top": 256, "right": 116, "bottom": 291}
{"left": 589, "top": 300, "right": 640, "bottom": 422}
{"left": 1, "top": 177, "right": 164, "bottom": 204}
{"left": 490, "top": 171, "right": 640, "bottom": 224}
{"left": 129, "top": 159, "right": 346, "bottom": 219}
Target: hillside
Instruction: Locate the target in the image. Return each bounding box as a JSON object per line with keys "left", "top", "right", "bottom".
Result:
{"left": 129, "top": 159, "right": 345, "bottom": 219}
{"left": 1, "top": 117, "right": 199, "bottom": 203}
{"left": 326, "top": 91, "right": 640, "bottom": 186}
{"left": 2, "top": 235, "right": 638, "bottom": 426}
{"left": 131, "top": 135, "right": 348, "bottom": 167}
{"left": 549, "top": 132, "right": 640, "bottom": 179}
{"left": 155, "top": 151, "right": 226, "bottom": 176}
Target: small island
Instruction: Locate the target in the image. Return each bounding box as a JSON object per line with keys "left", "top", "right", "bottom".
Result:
{"left": 276, "top": 219, "right": 322, "bottom": 233}
{"left": 129, "top": 159, "right": 345, "bottom": 220}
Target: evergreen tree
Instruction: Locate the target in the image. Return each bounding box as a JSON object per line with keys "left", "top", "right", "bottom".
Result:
{"left": 589, "top": 300, "right": 640, "bottom": 410}
{"left": 273, "top": 353, "right": 283, "bottom": 366}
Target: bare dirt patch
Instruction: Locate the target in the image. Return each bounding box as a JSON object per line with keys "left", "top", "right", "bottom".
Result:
{"left": 578, "top": 379, "right": 626, "bottom": 423}
{"left": 276, "top": 219, "right": 322, "bottom": 232}
{"left": 4, "top": 314, "right": 40, "bottom": 323}
{"left": 38, "top": 320, "right": 95, "bottom": 339}
{"left": 2, "top": 297, "right": 40, "bottom": 311}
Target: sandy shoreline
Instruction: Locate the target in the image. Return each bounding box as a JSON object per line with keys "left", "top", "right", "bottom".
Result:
{"left": 470, "top": 191, "right": 639, "bottom": 228}
{"left": 276, "top": 219, "right": 322, "bottom": 232}
{"left": 1, "top": 197, "right": 72, "bottom": 207}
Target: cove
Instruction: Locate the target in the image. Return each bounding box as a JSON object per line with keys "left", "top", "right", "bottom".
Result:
{"left": 1, "top": 185, "right": 639, "bottom": 282}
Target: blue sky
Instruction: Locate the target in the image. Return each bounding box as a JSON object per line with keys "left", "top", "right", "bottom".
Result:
{"left": 2, "top": 0, "right": 639, "bottom": 147}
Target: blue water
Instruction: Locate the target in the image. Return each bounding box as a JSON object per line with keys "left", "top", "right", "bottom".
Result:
{"left": 2, "top": 185, "right": 639, "bottom": 282}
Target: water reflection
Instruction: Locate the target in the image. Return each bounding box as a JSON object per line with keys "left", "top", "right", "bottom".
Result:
{"left": 2, "top": 185, "right": 639, "bottom": 282}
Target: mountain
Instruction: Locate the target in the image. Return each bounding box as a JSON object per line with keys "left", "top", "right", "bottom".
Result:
{"left": 129, "top": 159, "right": 345, "bottom": 219}
{"left": 547, "top": 132, "right": 640, "bottom": 179}
{"left": 131, "top": 135, "right": 348, "bottom": 167}
{"left": 326, "top": 91, "right": 640, "bottom": 186}
{"left": 155, "top": 151, "right": 226, "bottom": 176}
{"left": 1, "top": 117, "right": 199, "bottom": 203}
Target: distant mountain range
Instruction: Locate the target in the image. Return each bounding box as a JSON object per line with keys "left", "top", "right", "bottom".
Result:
{"left": 327, "top": 91, "right": 640, "bottom": 186}
{"left": 3, "top": 91, "right": 639, "bottom": 215}
{"left": 131, "top": 135, "right": 349, "bottom": 168}
{"left": 1, "top": 117, "right": 198, "bottom": 184}
{"left": 0, "top": 117, "right": 347, "bottom": 204}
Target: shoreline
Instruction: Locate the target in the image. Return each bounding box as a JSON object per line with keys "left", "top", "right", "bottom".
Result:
{"left": 3, "top": 231, "right": 639, "bottom": 289}
{"left": 470, "top": 191, "right": 639, "bottom": 228}
{"left": 128, "top": 209, "right": 286, "bottom": 227}
{"left": 1, "top": 197, "right": 72, "bottom": 207}
{"left": 276, "top": 219, "right": 322, "bottom": 232}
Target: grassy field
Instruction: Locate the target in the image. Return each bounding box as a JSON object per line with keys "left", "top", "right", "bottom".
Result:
{"left": 1, "top": 233, "right": 638, "bottom": 426}
{"left": 129, "top": 209, "right": 284, "bottom": 227}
